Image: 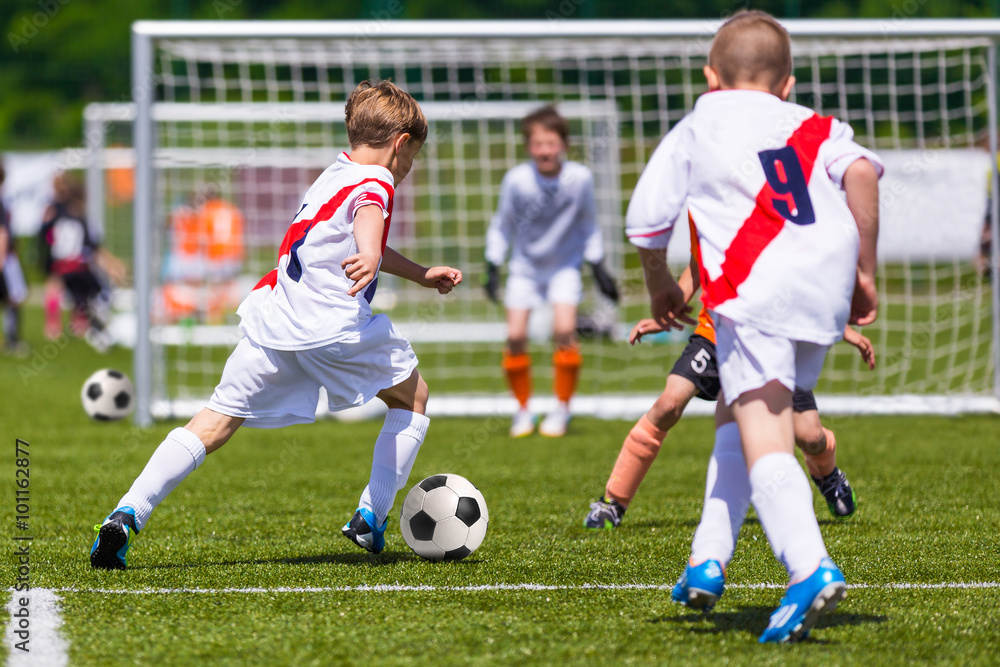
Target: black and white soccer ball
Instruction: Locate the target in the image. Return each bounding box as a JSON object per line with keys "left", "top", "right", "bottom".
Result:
{"left": 400, "top": 474, "right": 488, "bottom": 561}
{"left": 81, "top": 369, "right": 134, "bottom": 421}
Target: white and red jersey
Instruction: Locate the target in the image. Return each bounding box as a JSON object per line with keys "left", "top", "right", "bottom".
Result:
{"left": 238, "top": 152, "right": 394, "bottom": 350}
{"left": 627, "top": 89, "right": 883, "bottom": 345}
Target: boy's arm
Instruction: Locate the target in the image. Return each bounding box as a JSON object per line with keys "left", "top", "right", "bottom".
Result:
{"left": 483, "top": 174, "right": 514, "bottom": 302}
{"left": 580, "top": 171, "right": 619, "bottom": 302}
{"left": 95, "top": 247, "right": 128, "bottom": 285}
{"left": 629, "top": 258, "right": 700, "bottom": 344}
{"left": 381, "top": 246, "right": 463, "bottom": 294}
{"left": 637, "top": 246, "right": 695, "bottom": 330}
{"left": 843, "top": 325, "right": 876, "bottom": 370}
{"left": 843, "top": 158, "right": 880, "bottom": 325}
{"left": 342, "top": 205, "right": 385, "bottom": 297}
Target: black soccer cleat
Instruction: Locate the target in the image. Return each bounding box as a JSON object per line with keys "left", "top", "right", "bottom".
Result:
{"left": 90, "top": 507, "right": 139, "bottom": 570}
{"left": 583, "top": 495, "right": 626, "bottom": 529}
{"left": 812, "top": 467, "right": 857, "bottom": 518}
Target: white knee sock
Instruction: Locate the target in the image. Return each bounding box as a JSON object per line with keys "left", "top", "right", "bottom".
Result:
{"left": 690, "top": 422, "right": 752, "bottom": 567}
{"left": 117, "top": 427, "right": 206, "bottom": 530}
{"left": 749, "top": 452, "right": 829, "bottom": 582}
{"left": 359, "top": 409, "right": 430, "bottom": 525}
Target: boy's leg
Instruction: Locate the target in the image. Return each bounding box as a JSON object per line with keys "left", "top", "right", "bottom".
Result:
{"left": 601, "top": 375, "right": 697, "bottom": 507}
{"left": 733, "top": 383, "right": 829, "bottom": 581}
{"left": 343, "top": 370, "right": 431, "bottom": 553}
{"left": 541, "top": 302, "right": 580, "bottom": 437}
{"left": 586, "top": 376, "right": 696, "bottom": 529}
{"left": 793, "top": 397, "right": 856, "bottom": 518}
{"left": 43, "top": 276, "right": 62, "bottom": 339}
{"left": 672, "top": 393, "right": 751, "bottom": 611}
{"left": 91, "top": 409, "right": 242, "bottom": 569}
{"left": 504, "top": 307, "right": 534, "bottom": 437}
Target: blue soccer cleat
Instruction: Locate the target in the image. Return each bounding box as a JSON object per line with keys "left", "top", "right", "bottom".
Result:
{"left": 90, "top": 507, "right": 139, "bottom": 570}
{"left": 671, "top": 559, "right": 726, "bottom": 612}
{"left": 341, "top": 507, "right": 387, "bottom": 554}
{"left": 759, "top": 558, "right": 847, "bottom": 643}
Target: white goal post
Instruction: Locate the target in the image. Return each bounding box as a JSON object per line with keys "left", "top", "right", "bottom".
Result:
{"left": 126, "top": 19, "right": 1000, "bottom": 425}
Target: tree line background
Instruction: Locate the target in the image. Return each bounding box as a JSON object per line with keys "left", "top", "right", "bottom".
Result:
{"left": 1, "top": 0, "right": 997, "bottom": 150}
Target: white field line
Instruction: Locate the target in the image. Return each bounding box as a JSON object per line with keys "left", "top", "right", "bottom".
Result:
{"left": 46, "top": 581, "right": 1000, "bottom": 595}
{"left": 5, "top": 588, "right": 69, "bottom": 667}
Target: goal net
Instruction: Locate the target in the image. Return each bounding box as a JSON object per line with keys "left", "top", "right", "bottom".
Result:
{"left": 119, "top": 21, "right": 999, "bottom": 423}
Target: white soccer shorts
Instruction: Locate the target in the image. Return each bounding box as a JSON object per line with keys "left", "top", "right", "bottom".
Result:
{"left": 207, "top": 314, "right": 418, "bottom": 428}
{"left": 503, "top": 265, "right": 583, "bottom": 309}
{"left": 714, "top": 314, "right": 829, "bottom": 406}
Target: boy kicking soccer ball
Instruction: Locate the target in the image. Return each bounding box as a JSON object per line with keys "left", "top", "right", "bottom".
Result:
{"left": 584, "top": 222, "right": 875, "bottom": 529}
{"left": 484, "top": 105, "right": 619, "bottom": 438}
{"left": 626, "top": 11, "right": 881, "bottom": 642}
{"left": 90, "top": 81, "right": 462, "bottom": 569}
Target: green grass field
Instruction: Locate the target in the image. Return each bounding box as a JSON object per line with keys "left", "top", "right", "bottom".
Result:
{"left": 2, "top": 315, "right": 999, "bottom": 665}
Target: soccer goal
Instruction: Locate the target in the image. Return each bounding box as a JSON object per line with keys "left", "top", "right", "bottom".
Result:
{"left": 121, "top": 19, "right": 1000, "bottom": 425}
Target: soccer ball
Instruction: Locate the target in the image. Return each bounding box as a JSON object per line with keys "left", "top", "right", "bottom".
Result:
{"left": 400, "top": 474, "right": 488, "bottom": 561}
{"left": 81, "top": 369, "right": 135, "bottom": 421}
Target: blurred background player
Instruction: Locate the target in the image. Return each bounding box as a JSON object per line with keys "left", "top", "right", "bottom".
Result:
{"left": 38, "top": 173, "right": 126, "bottom": 348}
{"left": 625, "top": 11, "right": 882, "bottom": 642}
{"left": 584, "top": 223, "right": 875, "bottom": 529}
{"left": 0, "top": 161, "right": 28, "bottom": 356}
{"left": 90, "top": 80, "right": 462, "bottom": 569}
{"left": 161, "top": 188, "right": 246, "bottom": 323}
{"left": 484, "top": 105, "right": 619, "bottom": 438}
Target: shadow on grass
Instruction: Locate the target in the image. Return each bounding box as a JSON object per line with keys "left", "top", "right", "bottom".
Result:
{"left": 128, "top": 550, "right": 486, "bottom": 570}
{"left": 648, "top": 605, "right": 887, "bottom": 640}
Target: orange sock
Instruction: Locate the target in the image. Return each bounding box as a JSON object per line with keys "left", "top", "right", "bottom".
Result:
{"left": 605, "top": 415, "right": 668, "bottom": 507}
{"left": 804, "top": 427, "right": 837, "bottom": 479}
{"left": 553, "top": 346, "right": 582, "bottom": 403}
{"left": 503, "top": 351, "right": 532, "bottom": 408}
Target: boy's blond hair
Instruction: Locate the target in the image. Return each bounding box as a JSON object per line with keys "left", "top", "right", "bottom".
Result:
{"left": 710, "top": 10, "right": 792, "bottom": 94}
{"left": 345, "top": 80, "right": 427, "bottom": 148}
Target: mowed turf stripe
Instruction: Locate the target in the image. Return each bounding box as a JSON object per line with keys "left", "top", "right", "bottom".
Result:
{"left": 5, "top": 588, "right": 69, "bottom": 667}
{"left": 46, "top": 582, "right": 1000, "bottom": 594}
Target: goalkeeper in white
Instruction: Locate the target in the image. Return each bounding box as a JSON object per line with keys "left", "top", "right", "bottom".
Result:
{"left": 484, "top": 105, "right": 618, "bottom": 438}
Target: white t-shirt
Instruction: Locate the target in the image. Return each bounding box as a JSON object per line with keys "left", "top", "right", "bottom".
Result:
{"left": 238, "top": 152, "right": 395, "bottom": 350}
{"left": 626, "top": 89, "right": 884, "bottom": 345}
{"left": 486, "top": 160, "right": 604, "bottom": 278}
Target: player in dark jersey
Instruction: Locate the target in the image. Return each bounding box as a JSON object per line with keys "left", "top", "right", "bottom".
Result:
{"left": 38, "top": 174, "right": 125, "bottom": 348}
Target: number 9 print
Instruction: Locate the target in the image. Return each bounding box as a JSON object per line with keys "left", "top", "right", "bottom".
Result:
{"left": 758, "top": 146, "right": 816, "bottom": 226}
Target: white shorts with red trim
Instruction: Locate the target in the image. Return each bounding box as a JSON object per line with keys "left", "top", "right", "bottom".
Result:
{"left": 207, "top": 313, "right": 418, "bottom": 428}
{"left": 503, "top": 265, "right": 583, "bottom": 309}
{"left": 714, "top": 314, "right": 829, "bottom": 406}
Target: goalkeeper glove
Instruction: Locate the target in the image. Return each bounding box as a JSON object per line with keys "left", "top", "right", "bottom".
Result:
{"left": 484, "top": 262, "right": 500, "bottom": 303}
{"left": 589, "top": 261, "right": 619, "bottom": 303}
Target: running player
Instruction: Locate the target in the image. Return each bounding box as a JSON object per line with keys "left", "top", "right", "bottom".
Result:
{"left": 484, "top": 105, "right": 619, "bottom": 438}
{"left": 626, "top": 11, "right": 882, "bottom": 642}
{"left": 90, "top": 81, "right": 462, "bottom": 569}
{"left": 584, "top": 234, "right": 874, "bottom": 529}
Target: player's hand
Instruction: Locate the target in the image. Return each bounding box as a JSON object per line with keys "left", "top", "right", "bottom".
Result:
{"left": 629, "top": 318, "right": 670, "bottom": 345}
{"left": 424, "top": 266, "right": 463, "bottom": 294}
{"left": 849, "top": 272, "right": 878, "bottom": 326}
{"left": 342, "top": 251, "right": 381, "bottom": 296}
{"left": 844, "top": 327, "right": 876, "bottom": 370}
{"left": 589, "top": 261, "right": 619, "bottom": 303}
{"left": 650, "top": 282, "right": 696, "bottom": 331}
{"left": 483, "top": 263, "right": 499, "bottom": 302}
